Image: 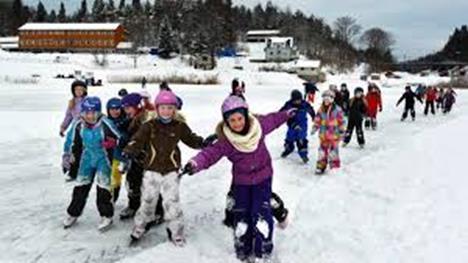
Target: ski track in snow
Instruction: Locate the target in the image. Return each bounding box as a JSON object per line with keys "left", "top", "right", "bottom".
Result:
{"left": 1, "top": 55, "right": 467, "bottom": 263}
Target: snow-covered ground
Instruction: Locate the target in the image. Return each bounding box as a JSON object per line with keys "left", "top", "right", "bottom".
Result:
{"left": 0, "top": 52, "right": 467, "bottom": 263}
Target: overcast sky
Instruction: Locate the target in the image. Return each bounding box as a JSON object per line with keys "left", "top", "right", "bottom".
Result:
{"left": 24, "top": 0, "right": 468, "bottom": 60}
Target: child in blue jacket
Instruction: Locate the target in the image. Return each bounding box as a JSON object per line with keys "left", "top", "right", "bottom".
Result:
{"left": 62, "top": 97, "right": 121, "bottom": 231}
{"left": 280, "top": 90, "right": 315, "bottom": 163}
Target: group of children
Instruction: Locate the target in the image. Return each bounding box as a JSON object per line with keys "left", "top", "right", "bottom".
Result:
{"left": 58, "top": 78, "right": 457, "bottom": 262}
{"left": 396, "top": 85, "right": 457, "bottom": 121}
{"left": 281, "top": 82, "right": 383, "bottom": 175}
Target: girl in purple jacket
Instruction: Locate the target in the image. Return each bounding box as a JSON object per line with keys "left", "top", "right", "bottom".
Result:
{"left": 183, "top": 96, "right": 293, "bottom": 262}
{"left": 60, "top": 80, "right": 88, "bottom": 137}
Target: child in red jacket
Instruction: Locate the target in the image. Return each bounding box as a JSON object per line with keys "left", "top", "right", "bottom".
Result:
{"left": 424, "top": 86, "right": 437, "bottom": 115}
{"left": 365, "top": 84, "right": 382, "bottom": 130}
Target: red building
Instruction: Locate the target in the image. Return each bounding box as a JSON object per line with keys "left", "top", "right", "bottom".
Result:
{"left": 18, "top": 23, "right": 126, "bottom": 51}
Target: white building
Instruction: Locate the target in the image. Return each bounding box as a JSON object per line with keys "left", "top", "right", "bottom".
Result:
{"left": 264, "top": 37, "right": 298, "bottom": 62}
{"left": 292, "top": 60, "right": 323, "bottom": 82}
{"left": 0, "top": 36, "right": 19, "bottom": 51}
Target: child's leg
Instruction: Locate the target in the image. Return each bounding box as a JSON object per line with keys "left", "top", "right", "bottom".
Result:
{"left": 160, "top": 172, "right": 184, "bottom": 240}
{"left": 67, "top": 184, "right": 93, "bottom": 217}
{"left": 96, "top": 157, "right": 114, "bottom": 218}
{"left": 223, "top": 188, "right": 235, "bottom": 227}
{"left": 424, "top": 102, "right": 429, "bottom": 115}
{"left": 410, "top": 106, "right": 416, "bottom": 120}
{"left": 296, "top": 128, "right": 308, "bottom": 159}
{"left": 232, "top": 184, "right": 254, "bottom": 260}
{"left": 316, "top": 141, "right": 329, "bottom": 171}
{"left": 328, "top": 141, "right": 341, "bottom": 169}
{"left": 252, "top": 179, "right": 274, "bottom": 258}
{"left": 110, "top": 159, "right": 122, "bottom": 202}
{"left": 364, "top": 116, "right": 371, "bottom": 129}
{"left": 356, "top": 119, "right": 365, "bottom": 145}
{"left": 402, "top": 107, "right": 409, "bottom": 120}
{"left": 343, "top": 119, "right": 355, "bottom": 144}
{"left": 126, "top": 162, "right": 145, "bottom": 212}
{"left": 371, "top": 117, "right": 377, "bottom": 129}
{"left": 134, "top": 171, "right": 162, "bottom": 230}
{"left": 430, "top": 101, "right": 435, "bottom": 115}
{"left": 282, "top": 129, "right": 296, "bottom": 157}
{"left": 67, "top": 154, "right": 95, "bottom": 217}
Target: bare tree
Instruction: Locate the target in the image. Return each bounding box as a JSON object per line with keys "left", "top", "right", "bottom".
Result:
{"left": 360, "top": 28, "right": 396, "bottom": 73}
{"left": 333, "top": 16, "right": 361, "bottom": 45}
{"left": 360, "top": 27, "right": 395, "bottom": 52}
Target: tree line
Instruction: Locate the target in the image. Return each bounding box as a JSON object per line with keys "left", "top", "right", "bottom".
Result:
{"left": 1, "top": 0, "right": 396, "bottom": 72}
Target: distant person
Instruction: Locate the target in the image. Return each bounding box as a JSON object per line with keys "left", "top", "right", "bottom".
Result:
{"left": 396, "top": 86, "right": 423, "bottom": 121}
{"left": 365, "top": 83, "right": 383, "bottom": 130}
{"left": 304, "top": 81, "right": 319, "bottom": 104}
{"left": 141, "top": 77, "right": 147, "bottom": 89}
{"left": 423, "top": 86, "right": 437, "bottom": 116}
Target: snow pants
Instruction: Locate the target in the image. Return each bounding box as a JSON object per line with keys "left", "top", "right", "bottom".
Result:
{"left": 224, "top": 190, "right": 287, "bottom": 228}
{"left": 424, "top": 101, "right": 435, "bottom": 115}
{"left": 283, "top": 126, "right": 308, "bottom": 159}
{"left": 402, "top": 105, "right": 416, "bottom": 121}
{"left": 316, "top": 139, "right": 341, "bottom": 171}
{"left": 232, "top": 177, "right": 274, "bottom": 260}
{"left": 67, "top": 150, "right": 113, "bottom": 217}
{"left": 344, "top": 118, "right": 365, "bottom": 145}
{"left": 134, "top": 171, "right": 183, "bottom": 239}
{"left": 364, "top": 109, "right": 378, "bottom": 130}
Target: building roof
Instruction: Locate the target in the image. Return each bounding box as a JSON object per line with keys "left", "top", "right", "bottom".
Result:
{"left": 246, "top": 30, "right": 280, "bottom": 36}
{"left": 19, "top": 23, "right": 121, "bottom": 31}
{"left": 293, "top": 60, "right": 321, "bottom": 68}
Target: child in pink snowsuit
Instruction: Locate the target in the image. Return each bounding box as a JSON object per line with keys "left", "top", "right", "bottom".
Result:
{"left": 312, "top": 90, "right": 346, "bottom": 175}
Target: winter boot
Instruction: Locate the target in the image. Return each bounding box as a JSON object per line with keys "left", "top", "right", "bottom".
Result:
{"left": 301, "top": 156, "right": 309, "bottom": 164}
{"left": 281, "top": 148, "right": 293, "bottom": 158}
{"left": 315, "top": 168, "right": 325, "bottom": 175}
{"left": 120, "top": 207, "right": 136, "bottom": 220}
{"left": 98, "top": 217, "right": 113, "bottom": 232}
{"left": 171, "top": 235, "right": 186, "bottom": 247}
{"left": 63, "top": 216, "right": 78, "bottom": 229}
{"left": 130, "top": 225, "right": 146, "bottom": 241}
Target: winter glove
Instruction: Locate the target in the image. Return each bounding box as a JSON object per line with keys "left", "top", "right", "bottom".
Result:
{"left": 62, "top": 153, "right": 75, "bottom": 174}
{"left": 286, "top": 108, "right": 297, "bottom": 118}
{"left": 102, "top": 137, "right": 117, "bottom": 149}
{"left": 379, "top": 107, "right": 383, "bottom": 112}
{"left": 202, "top": 134, "right": 218, "bottom": 148}
{"left": 118, "top": 159, "right": 131, "bottom": 174}
{"left": 181, "top": 160, "right": 197, "bottom": 176}
{"left": 59, "top": 127, "right": 66, "bottom": 137}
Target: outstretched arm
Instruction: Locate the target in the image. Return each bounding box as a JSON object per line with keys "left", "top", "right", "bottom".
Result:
{"left": 259, "top": 111, "right": 290, "bottom": 135}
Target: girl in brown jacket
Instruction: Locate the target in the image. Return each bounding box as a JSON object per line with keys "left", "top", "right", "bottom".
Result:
{"left": 123, "top": 90, "right": 205, "bottom": 246}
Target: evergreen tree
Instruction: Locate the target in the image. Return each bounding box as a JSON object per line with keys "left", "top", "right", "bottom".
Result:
{"left": 48, "top": 9, "right": 57, "bottom": 22}
{"left": 158, "top": 15, "right": 176, "bottom": 58}
{"left": 58, "top": 2, "right": 66, "bottom": 22}
{"left": 119, "top": 0, "right": 126, "bottom": 10}
{"left": 91, "top": 0, "right": 105, "bottom": 21}
{"left": 35, "top": 1, "right": 48, "bottom": 22}
{"left": 76, "top": 0, "right": 88, "bottom": 22}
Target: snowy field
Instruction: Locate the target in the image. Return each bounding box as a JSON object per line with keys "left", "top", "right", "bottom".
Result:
{"left": 0, "top": 52, "right": 467, "bottom": 263}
